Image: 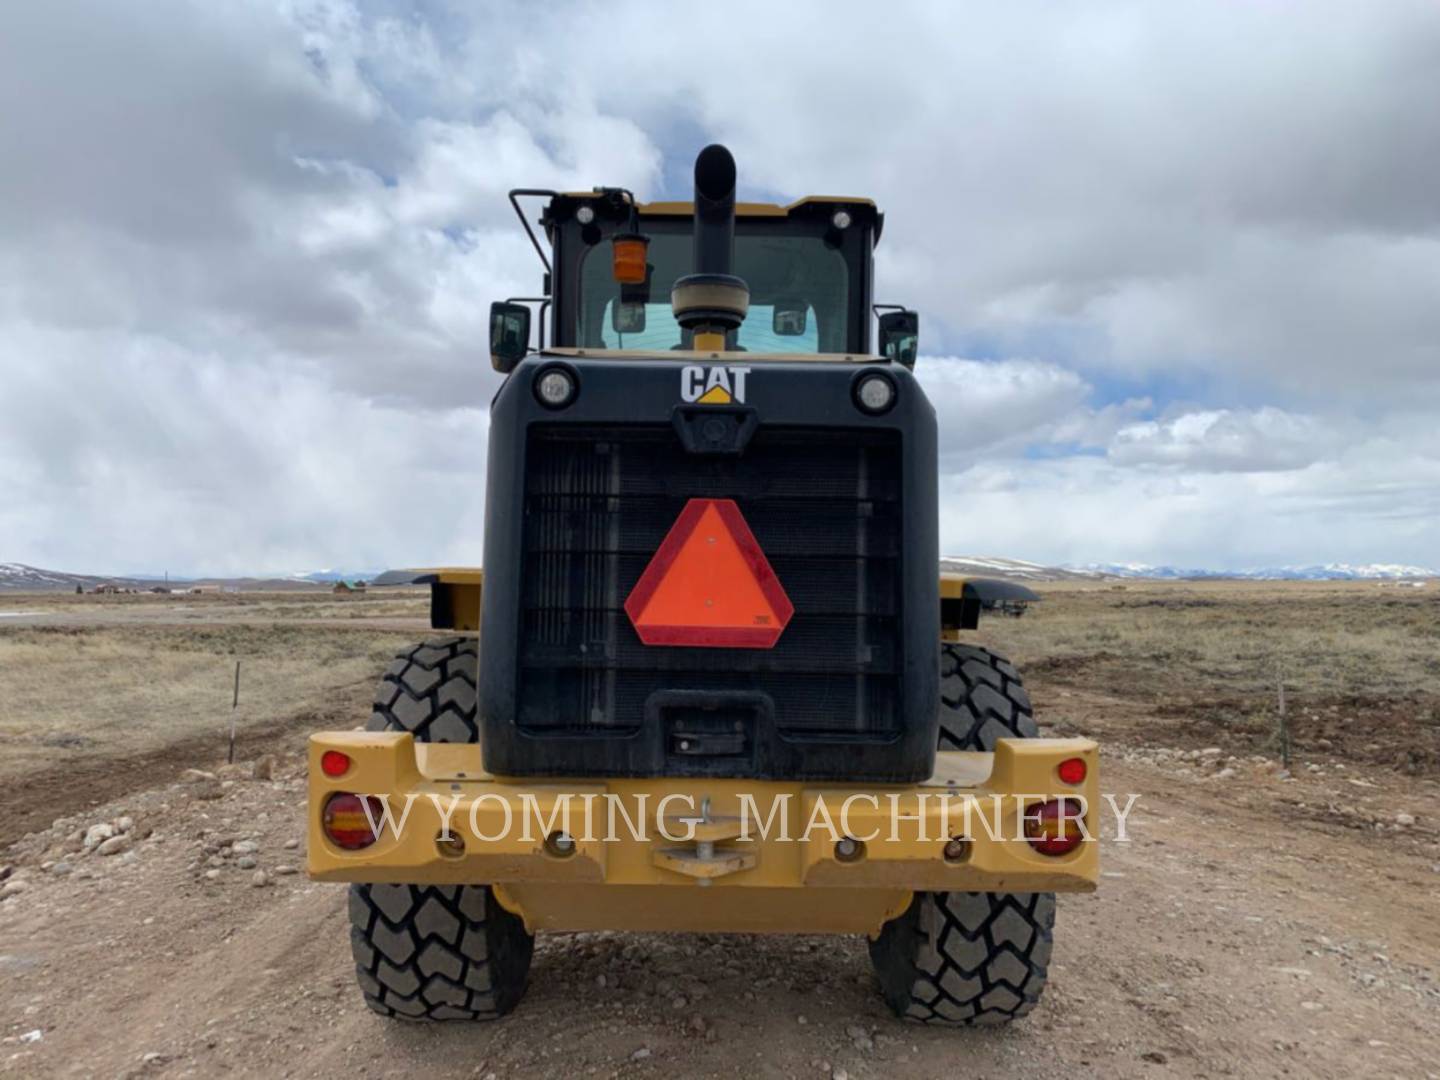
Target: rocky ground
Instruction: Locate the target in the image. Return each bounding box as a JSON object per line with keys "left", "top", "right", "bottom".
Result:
{"left": 2, "top": 682, "right": 1438, "bottom": 1079}
{"left": 3, "top": 584, "right": 1437, "bottom": 1077}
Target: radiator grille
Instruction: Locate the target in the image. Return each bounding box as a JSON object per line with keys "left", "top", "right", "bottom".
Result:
{"left": 517, "top": 426, "right": 903, "bottom": 738}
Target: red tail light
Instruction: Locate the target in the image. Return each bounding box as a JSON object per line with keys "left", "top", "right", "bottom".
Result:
{"left": 320, "top": 750, "right": 351, "bottom": 778}
{"left": 1024, "top": 797, "right": 1085, "bottom": 856}
{"left": 1056, "top": 757, "right": 1087, "bottom": 785}
{"left": 322, "top": 792, "right": 383, "bottom": 850}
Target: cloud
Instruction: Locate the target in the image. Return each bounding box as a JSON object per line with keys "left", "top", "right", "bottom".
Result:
{"left": 916, "top": 357, "right": 1091, "bottom": 459}
{"left": 0, "top": 1, "right": 660, "bottom": 411}
{"left": 0, "top": 324, "right": 489, "bottom": 575}
{"left": 2, "top": 0, "right": 1438, "bottom": 572}
{"left": 939, "top": 440, "right": 1440, "bottom": 569}
{"left": 1108, "top": 407, "right": 1332, "bottom": 472}
{"left": 548, "top": 0, "right": 1440, "bottom": 403}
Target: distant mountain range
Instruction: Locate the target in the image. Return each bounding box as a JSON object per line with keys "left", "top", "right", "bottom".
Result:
{"left": 1065, "top": 561, "right": 1438, "bottom": 581}
{"left": 283, "top": 569, "right": 386, "bottom": 584}
{"left": 0, "top": 563, "right": 122, "bottom": 591}
{"left": 0, "top": 562, "right": 376, "bottom": 592}
{"left": 943, "top": 557, "right": 1436, "bottom": 582}
{"left": 3, "top": 558, "right": 1434, "bottom": 592}
{"left": 939, "top": 556, "right": 1103, "bottom": 582}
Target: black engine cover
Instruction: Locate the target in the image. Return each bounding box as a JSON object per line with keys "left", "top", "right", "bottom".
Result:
{"left": 478, "top": 356, "right": 939, "bottom": 782}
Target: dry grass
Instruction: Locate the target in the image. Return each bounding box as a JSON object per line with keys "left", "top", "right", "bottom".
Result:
{"left": 2, "top": 579, "right": 1435, "bottom": 785}
{"left": 977, "top": 579, "right": 1440, "bottom": 696}
{"left": 0, "top": 587, "right": 429, "bottom": 621}
{"left": 0, "top": 622, "right": 419, "bottom": 782}
{"left": 974, "top": 579, "right": 1440, "bottom": 768}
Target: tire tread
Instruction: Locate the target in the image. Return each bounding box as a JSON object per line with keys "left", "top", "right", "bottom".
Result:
{"left": 348, "top": 883, "right": 532, "bottom": 1021}
{"left": 869, "top": 642, "right": 1054, "bottom": 1025}
{"left": 367, "top": 636, "right": 479, "bottom": 743}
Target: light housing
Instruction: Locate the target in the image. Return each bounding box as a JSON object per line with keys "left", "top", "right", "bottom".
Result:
{"left": 834, "top": 836, "right": 865, "bottom": 863}
{"left": 322, "top": 792, "right": 383, "bottom": 851}
{"left": 831, "top": 208, "right": 852, "bottom": 230}
{"left": 1057, "top": 757, "right": 1087, "bottom": 785}
{"left": 1024, "top": 797, "right": 1086, "bottom": 856}
{"left": 575, "top": 204, "right": 595, "bottom": 225}
{"left": 611, "top": 232, "right": 649, "bottom": 284}
{"left": 533, "top": 364, "right": 578, "bottom": 409}
{"left": 320, "top": 750, "right": 351, "bottom": 778}
{"left": 544, "top": 831, "right": 576, "bottom": 858}
{"left": 853, "top": 371, "right": 897, "bottom": 415}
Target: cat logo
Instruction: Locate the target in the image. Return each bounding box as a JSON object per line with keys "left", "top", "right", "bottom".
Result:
{"left": 680, "top": 365, "right": 750, "bottom": 405}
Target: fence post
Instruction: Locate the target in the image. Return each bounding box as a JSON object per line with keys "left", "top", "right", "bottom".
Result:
{"left": 1276, "top": 662, "right": 1290, "bottom": 770}
{"left": 228, "top": 660, "right": 241, "bottom": 764}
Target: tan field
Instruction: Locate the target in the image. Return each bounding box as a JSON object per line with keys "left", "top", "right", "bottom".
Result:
{"left": 0, "top": 580, "right": 1437, "bottom": 1077}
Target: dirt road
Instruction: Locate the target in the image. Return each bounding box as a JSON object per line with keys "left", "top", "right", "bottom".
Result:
{"left": 3, "top": 685, "right": 1437, "bottom": 1079}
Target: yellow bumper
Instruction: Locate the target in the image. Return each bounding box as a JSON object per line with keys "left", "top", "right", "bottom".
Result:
{"left": 307, "top": 732, "right": 1098, "bottom": 935}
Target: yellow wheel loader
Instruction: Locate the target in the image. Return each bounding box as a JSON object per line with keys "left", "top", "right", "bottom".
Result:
{"left": 309, "top": 145, "right": 1097, "bottom": 1025}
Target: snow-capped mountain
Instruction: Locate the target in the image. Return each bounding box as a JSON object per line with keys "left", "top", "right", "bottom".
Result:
{"left": 1244, "top": 563, "right": 1437, "bottom": 580}
{"left": 0, "top": 563, "right": 149, "bottom": 591}
{"left": 939, "top": 557, "right": 1109, "bottom": 582}
{"left": 1068, "top": 562, "right": 1437, "bottom": 581}
{"left": 286, "top": 569, "right": 384, "bottom": 584}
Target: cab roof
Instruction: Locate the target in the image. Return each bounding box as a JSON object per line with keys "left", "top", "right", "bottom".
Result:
{"left": 549, "top": 193, "right": 884, "bottom": 245}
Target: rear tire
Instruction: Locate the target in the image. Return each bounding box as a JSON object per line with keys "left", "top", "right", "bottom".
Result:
{"left": 938, "top": 642, "right": 1037, "bottom": 750}
{"left": 349, "top": 883, "right": 533, "bottom": 1020}
{"left": 868, "top": 641, "right": 1055, "bottom": 1025}
{"left": 354, "top": 637, "right": 531, "bottom": 1020}
{"left": 368, "top": 636, "right": 479, "bottom": 743}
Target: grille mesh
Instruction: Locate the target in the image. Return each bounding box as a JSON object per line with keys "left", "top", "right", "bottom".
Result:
{"left": 518, "top": 426, "right": 903, "bottom": 738}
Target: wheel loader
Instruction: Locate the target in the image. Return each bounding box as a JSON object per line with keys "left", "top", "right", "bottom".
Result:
{"left": 308, "top": 145, "right": 1098, "bottom": 1025}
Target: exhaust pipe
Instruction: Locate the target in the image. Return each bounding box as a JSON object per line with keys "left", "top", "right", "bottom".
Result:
{"left": 672, "top": 144, "right": 749, "bottom": 343}
{"left": 693, "top": 143, "right": 737, "bottom": 276}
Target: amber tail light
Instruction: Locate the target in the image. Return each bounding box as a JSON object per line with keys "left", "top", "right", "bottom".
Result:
{"left": 322, "top": 792, "right": 384, "bottom": 850}
{"left": 1024, "top": 797, "right": 1086, "bottom": 856}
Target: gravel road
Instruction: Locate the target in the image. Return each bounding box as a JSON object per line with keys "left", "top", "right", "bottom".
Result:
{"left": 2, "top": 687, "right": 1437, "bottom": 1079}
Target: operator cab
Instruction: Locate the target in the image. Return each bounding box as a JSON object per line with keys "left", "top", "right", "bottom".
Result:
{"left": 554, "top": 195, "right": 878, "bottom": 354}
{"left": 493, "top": 174, "right": 917, "bottom": 368}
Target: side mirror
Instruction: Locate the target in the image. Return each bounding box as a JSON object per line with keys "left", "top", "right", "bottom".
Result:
{"left": 877, "top": 310, "right": 918, "bottom": 368}
{"left": 489, "top": 302, "right": 531, "bottom": 373}
{"left": 772, "top": 299, "right": 808, "bottom": 336}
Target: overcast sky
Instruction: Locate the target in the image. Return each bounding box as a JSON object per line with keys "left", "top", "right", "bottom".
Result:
{"left": 2, "top": 1, "right": 1438, "bottom": 575}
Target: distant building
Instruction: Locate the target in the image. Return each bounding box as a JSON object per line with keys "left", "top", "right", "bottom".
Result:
{"left": 94, "top": 583, "right": 120, "bottom": 595}
{"left": 333, "top": 580, "right": 368, "bottom": 595}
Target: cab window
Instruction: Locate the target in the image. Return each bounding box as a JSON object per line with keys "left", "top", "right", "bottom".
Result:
{"left": 578, "top": 227, "right": 849, "bottom": 353}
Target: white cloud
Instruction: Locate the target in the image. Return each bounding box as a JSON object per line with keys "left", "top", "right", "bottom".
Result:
{"left": 940, "top": 440, "right": 1440, "bottom": 569}
{"left": 0, "top": 324, "right": 489, "bottom": 575}
{"left": 1, "top": 0, "right": 1438, "bottom": 572}
{"left": 1108, "top": 407, "right": 1332, "bottom": 472}
{"left": 916, "top": 357, "right": 1091, "bottom": 459}
{"left": 548, "top": 0, "right": 1440, "bottom": 403}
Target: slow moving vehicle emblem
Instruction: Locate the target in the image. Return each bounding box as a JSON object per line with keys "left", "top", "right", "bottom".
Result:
{"left": 624, "top": 498, "right": 792, "bottom": 648}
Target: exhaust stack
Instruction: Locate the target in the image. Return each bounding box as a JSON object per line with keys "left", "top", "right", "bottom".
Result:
{"left": 672, "top": 144, "right": 749, "bottom": 345}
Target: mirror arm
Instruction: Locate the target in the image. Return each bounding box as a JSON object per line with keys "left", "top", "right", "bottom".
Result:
{"left": 508, "top": 189, "right": 558, "bottom": 281}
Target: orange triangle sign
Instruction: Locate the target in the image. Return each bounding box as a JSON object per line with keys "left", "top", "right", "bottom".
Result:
{"left": 624, "top": 498, "right": 793, "bottom": 648}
